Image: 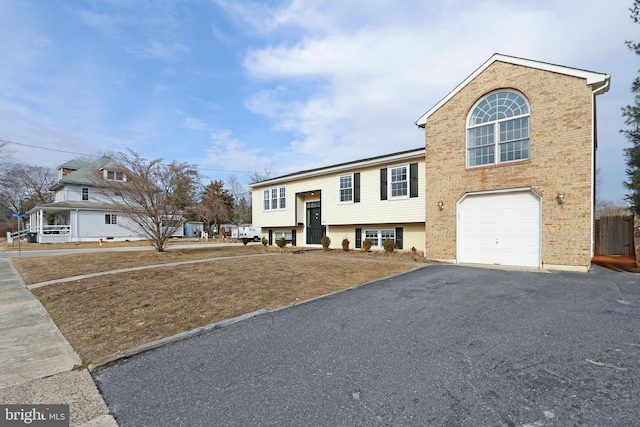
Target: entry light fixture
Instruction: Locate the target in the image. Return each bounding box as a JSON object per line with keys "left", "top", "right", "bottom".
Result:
{"left": 437, "top": 199, "right": 444, "bottom": 210}
{"left": 558, "top": 190, "right": 565, "bottom": 205}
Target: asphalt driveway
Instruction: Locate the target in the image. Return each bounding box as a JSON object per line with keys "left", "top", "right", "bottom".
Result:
{"left": 92, "top": 265, "right": 640, "bottom": 426}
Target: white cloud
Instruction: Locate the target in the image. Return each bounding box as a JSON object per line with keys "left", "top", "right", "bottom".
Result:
{"left": 204, "top": 129, "right": 272, "bottom": 172}
{"left": 75, "top": 2, "right": 191, "bottom": 60}
{"left": 229, "top": 0, "right": 636, "bottom": 199}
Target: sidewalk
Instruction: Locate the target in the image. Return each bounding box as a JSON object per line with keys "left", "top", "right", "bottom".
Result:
{"left": 0, "top": 258, "right": 117, "bottom": 426}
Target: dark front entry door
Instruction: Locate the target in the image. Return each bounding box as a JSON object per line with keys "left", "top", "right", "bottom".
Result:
{"left": 306, "top": 202, "right": 322, "bottom": 245}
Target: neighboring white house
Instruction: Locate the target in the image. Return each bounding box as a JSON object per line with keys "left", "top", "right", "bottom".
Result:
{"left": 27, "top": 156, "right": 183, "bottom": 243}
{"left": 250, "top": 148, "right": 426, "bottom": 251}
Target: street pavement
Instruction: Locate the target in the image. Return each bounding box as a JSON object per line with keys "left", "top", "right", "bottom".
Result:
{"left": 93, "top": 264, "right": 640, "bottom": 426}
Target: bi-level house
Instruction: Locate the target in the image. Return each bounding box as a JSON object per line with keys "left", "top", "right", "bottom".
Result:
{"left": 253, "top": 54, "right": 610, "bottom": 273}
{"left": 417, "top": 54, "right": 610, "bottom": 271}
{"left": 250, "top": 148, "right": 426, "bottom": 251}
{"left": 27, "top": 156, "right": 167, "bottom": 243}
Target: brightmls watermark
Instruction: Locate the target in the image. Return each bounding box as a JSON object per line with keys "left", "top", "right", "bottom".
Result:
{"left": 0, "top": 405, "right": 69, "bottom": 426}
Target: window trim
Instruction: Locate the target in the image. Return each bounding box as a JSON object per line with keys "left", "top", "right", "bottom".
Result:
{"left": 262, "top": 186, "right": 287, "bottom": 211}
{"left": 466, "top": 89, "right": 530, "bottom": 169}
{"left": 338, "top": 173, "right": 354, "bottom": 204}
{"left": 363, "top": 229, "right": 396, "bottom": 248}
{"left": 81, "top": 187, "right": 89, "bottom": 201}
{"left": 105, "top": 170, "right": 125, "bottom": 181}
{"left": 388, "top": 164, "right": 409, "bottom": 200}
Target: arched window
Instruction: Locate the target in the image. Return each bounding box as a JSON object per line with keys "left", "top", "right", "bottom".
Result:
{"left": 467, "top": 90, "right": 530, "bottom": 167}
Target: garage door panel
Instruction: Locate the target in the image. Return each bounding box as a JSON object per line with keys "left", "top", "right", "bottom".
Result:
{"left": 458, "top": 191, "right": 540, "bottom": 268}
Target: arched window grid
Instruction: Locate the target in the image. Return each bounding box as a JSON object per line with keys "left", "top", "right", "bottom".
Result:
{"left": 466, "top": 90, "right": 530, "bottom": 168}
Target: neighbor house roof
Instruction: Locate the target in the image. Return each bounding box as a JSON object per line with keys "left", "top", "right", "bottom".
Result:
{"left": 250, "top": 147, "right": 425, "bottom": 188}
{"left": 415, "top": 53, "right": 611, "bottom": 128}
{"left": 50, "top": 156, "right": 124, "bottom": 191}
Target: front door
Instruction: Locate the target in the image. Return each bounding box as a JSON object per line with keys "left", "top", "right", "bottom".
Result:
{"left": 306, "top": 202, "right": 322, "bottom": 245}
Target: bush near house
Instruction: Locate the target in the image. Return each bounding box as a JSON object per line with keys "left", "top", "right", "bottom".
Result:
{"left": 275, "top": 237, "right": 287, "bottom": 248}
{"left": 321, "top": 236, "right": 331, "bottom": 250}
{"left": 383, "top": 239, "right": 397, "bottom": 253}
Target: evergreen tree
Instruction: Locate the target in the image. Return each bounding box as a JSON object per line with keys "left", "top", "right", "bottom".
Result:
{"left": 623, "top": 1, "right": 640, "bottom": 215}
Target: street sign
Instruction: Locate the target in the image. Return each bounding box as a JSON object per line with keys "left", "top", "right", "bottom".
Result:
{"left": 11, "top": 213, "right": 27, "bottom": 218}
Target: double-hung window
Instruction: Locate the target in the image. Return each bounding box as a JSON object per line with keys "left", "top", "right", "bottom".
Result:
{"left": 263, "top": 190, "right": 270, "bottom": 210}
{"left": 380, "top": 164, "right": 418, "bottom": 200}
{"left": 82, "top": 187, "right": 89, "bottom": 201}
{"left": 467, "top": 90, "right": 530, "bottom": 167}
{"left": 263, "top": 186, "right": 286, "bottom": 210}
{"left": 339, "top": 174, "right": 353, "bottom": 203}
{"left": 390, "top": 166, "right": 408, "bottom": 198}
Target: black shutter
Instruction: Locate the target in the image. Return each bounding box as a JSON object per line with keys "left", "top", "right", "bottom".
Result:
{"left": 395, "top": 227, "right": 403, "bottom": 250}
{"left": 268, "top": 229, "right": 273, "bottom": 245}
{"left": 380, "top": 168, "right": 387, "bottom": 200}
{"left": 410, "top": 163, "right": 418, "bottom": 198}
{"left": 291, "top": 229, "right": 296, "bottom": 246}
{"left": 354, "top": 172, "right": 360, "bottom": 203}
{"left": 355, "top": 228, "right": 362, "bottom": 248}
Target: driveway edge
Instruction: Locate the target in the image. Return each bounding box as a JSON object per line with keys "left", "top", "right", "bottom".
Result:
{"left": 88, "top": 309, "right": 268, "bottom": 371}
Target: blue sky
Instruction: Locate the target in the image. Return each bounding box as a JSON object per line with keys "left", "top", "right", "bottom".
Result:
{"left": 0, "top": 0, "right": 636, "bottom": 202}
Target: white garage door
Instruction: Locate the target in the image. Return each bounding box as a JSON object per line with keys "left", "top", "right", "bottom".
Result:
{"left": 458, "top": 191, "right": 541, "bottom": 268}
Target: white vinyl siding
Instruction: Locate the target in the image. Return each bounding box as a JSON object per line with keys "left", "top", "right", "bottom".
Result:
{"left": 251, "top": 158, "right": 424, "bottom": 229}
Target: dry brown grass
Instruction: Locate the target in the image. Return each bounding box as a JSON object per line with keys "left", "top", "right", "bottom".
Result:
{"left": 21, "top": 246, "right": 429, "bottom": 365}
{"left": 12, "top": 245, "right": 269, "bottom": 285}
{"left": 1, "top": 238, "right": 203, "bottom": 251}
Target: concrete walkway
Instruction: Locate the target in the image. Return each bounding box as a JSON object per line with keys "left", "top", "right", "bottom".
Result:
{"left": 0, "top": 258, "right": 117, "bottom": 426}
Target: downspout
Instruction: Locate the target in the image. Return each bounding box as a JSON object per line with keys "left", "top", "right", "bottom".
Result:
{"left": 591, "top": 78, "right": 611, "bottom": 259}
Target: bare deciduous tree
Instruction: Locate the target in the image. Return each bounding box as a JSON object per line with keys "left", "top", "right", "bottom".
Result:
{"left": 247, "top": 165, "right": 273, "bottom": 184}
{"left": 227, "top": 175, "right": 251, "bottom": 224}
{"left": 0, "top": 163, "right": 56, "bottom": 217}
{"left": 100, "top": 150, "right": 199, "bottom": 252}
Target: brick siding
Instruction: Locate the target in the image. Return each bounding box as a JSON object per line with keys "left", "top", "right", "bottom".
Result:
{"left": 424, "top": 61, "right": 596, "bottom": 268}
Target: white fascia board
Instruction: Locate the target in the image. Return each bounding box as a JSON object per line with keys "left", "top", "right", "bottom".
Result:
{"left": 249, "top": 148, "right": 425, "bottom": 189}
{"left": 415, "top": 53, "right": 610, "bottom": 128}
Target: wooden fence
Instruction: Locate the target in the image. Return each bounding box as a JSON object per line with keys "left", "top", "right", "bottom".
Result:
{"left": 595, "top": 214, "right": 635, "bottom": 256}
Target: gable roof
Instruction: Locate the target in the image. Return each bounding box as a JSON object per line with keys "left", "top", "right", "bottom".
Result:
{"left": 250, "top": 147, "right": 425, "bottom": 188}
{"left": 415, "top": 53, "right": 611, "bottom": 128}
{"left": 50, "top": 156, "right": 124, "bottom": 190}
